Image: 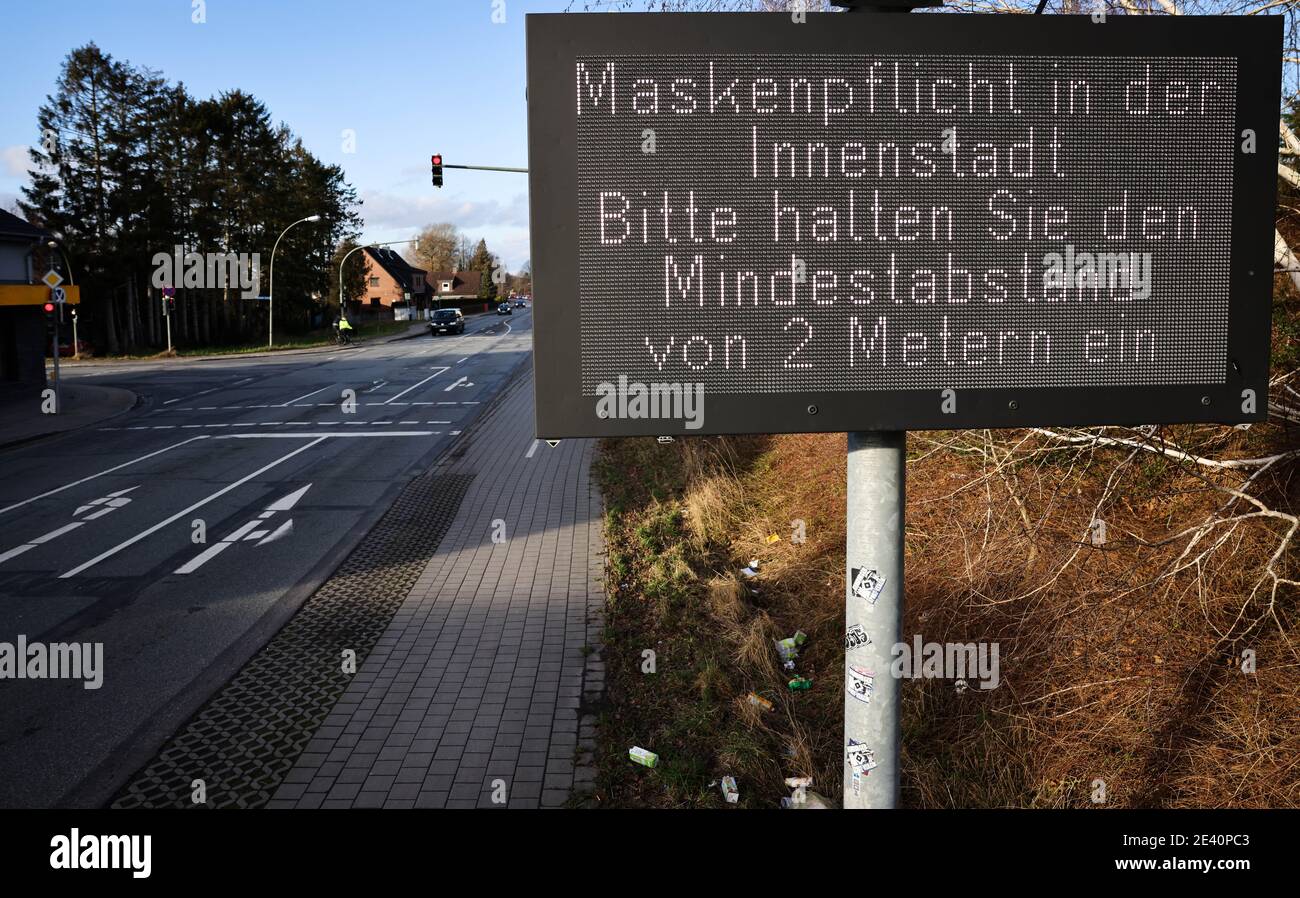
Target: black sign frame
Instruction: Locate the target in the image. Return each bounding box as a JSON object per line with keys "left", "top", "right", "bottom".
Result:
{"left": 526, "top": 12, "right": 1281, "bottom": 438}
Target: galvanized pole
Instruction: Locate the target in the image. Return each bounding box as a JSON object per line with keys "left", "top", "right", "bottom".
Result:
{"left": 834, "top": 0, "right": 933, "bottom": 813}
{"left": 51, "top": 305, "right": 61, "bottom": 414}
{"left": 844, "top": 431, "right": 905, "bottom": 808}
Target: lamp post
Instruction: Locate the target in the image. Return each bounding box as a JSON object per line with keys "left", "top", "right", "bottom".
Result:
{"left": 46, "top": 239, "right": 75, "bottom": 286}
{"left": 268, "top": 214, "right": 322, "bottom": 348}
{"left": 336, "top": 238, "right": 419, "bottom": 334}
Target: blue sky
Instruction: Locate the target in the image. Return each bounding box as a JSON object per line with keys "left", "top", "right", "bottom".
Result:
{"left": 0, "top": 0, "right": 583, "bottom": 270}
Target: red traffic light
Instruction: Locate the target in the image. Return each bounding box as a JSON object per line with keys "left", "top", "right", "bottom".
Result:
{"left": 432, "top": 154, "right": 442, "bottom": 165}
{"left": 42, "top": 302, "right": 55, "bottom": 314}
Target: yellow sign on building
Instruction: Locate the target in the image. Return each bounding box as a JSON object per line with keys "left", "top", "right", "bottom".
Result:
{"left": 0, "top": 285, "right": 80, "bottom": 306}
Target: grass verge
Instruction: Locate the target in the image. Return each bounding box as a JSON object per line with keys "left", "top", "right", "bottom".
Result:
{"left": 593, "top": 420, "right": 1300, "bottom": 808}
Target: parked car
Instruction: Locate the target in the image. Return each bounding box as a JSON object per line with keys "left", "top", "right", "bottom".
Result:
{"left": 496, "top": 302, "right": 513, "bottom": 315}
{"left": 47, "top": 337, "right": 93, "bottom": 358}
{"left": 428, "top": 308, "right": 465, "bottom": 335}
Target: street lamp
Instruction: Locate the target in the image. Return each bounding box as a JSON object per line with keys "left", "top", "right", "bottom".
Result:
{"left": 337, "top": 238, "right": 418, "bottom": 335}
{"left": 46, "top": 239, "right": 75, "bottom": 285}
{"left": 268, "top": 214, "right": 322, "bottom": 348}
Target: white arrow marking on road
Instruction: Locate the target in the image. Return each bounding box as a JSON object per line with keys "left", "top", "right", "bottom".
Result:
{"left": 443, "top": 376, "right": 473, "bottom": 392}
{"left": 265, "top": 483, "right": 311, "bottom": 513}
{"left": 256, "top": 519, "right": 294, "bottom": 546}
{"left": 61, "top": 438, "right": 325, "bottom": 578}
{"left": 174, "top": 483, "right": 312, "bottom": 574}
{"left": 74, "top": 486, "right": 139, "bottom": 519}
{"left": 384, "top": 367, "right": 450, "bottom": 404}
{"left": 0, "top": 486, "right": 140, "bottom": 565}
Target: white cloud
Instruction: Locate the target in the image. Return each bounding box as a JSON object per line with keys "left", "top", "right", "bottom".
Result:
{"left": 1, "top": 146, "right": 31, "bottom": 178}
{"left": 359, "top": 189, "right": 529, "bottom": 232}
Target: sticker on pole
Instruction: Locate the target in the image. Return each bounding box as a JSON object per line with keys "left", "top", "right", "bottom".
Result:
{"left": 847, "top": 738, "right": 877, "bottom": 793}
{"left": 850, "top": 567, "right": 885, "bottom": 606}
{"left": 844, "top": 624, "right": 871, "bottom": 650}
{"left": 847, "top": 666, "right": 875, "bottom": 704}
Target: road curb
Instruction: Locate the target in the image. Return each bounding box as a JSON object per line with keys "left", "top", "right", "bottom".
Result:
{"left": 0, "top": 384, "right": 141, "bottom": 453}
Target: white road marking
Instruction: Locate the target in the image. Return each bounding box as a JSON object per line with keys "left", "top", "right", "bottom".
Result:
{"left": 526, "top": 439, "right": 539, "bottom": 459}
{"left": 214, "top": 432, "right": 436, "bottom": 439}
{"left": 172, "top": 541, "right": 232, "bottom": 574}
{"left": 175, "top": 483, "right": 312, "bottom": 574}
{"left": 0, "top": 522, "right": 87, "bottom": 563}
{"left": 164, "top": 387, "right": 216, "bottom": 405}
{"left": 74, "top": 486, "right": 138, "bottom": 518}
{"left": 59, "top": 437, "right": 327, "bottom": 579}
{"left": 0, "top": 437, "right": 209, "bottom": 517}
{"left": 443, "top": 376, "right": 473, "bottom": 392}
{"left": 1, "top": 487, "right": 139, "bottom": 564}
{"left": 277, "top": 385, "right": 330, "bottom": 407}
{"left": 384, "top": 367, "right": 450, "bottom": 404}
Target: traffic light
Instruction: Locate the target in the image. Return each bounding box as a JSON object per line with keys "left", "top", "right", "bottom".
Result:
{"left": 42, "top": 302, "right": 55, "bottom": 334}
{"left": 167, "top": 296, "right": 176, "bottom": 314}
{"left": 431, "top": 154, "right": 443, "bottom": 188}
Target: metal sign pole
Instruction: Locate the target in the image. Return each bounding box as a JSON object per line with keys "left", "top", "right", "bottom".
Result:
{"left": 836, "top": 0, "right": 925, "bottom": 814}
{"left": 845, "top": 431, "right": 905, "bottom": 808}
{"left": 51, "top": 304, "right": 62, "bottom": 414}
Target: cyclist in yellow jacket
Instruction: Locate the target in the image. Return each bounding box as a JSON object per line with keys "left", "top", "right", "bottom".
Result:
{"left": 335, "top": 312, "right": 354, "bottom": 344}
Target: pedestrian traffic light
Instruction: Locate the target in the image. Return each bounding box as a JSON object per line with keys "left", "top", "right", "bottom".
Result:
{"left": 431, "top": 154, "right": 443, "bottom": 188}
{"left": 166, "top": 296, "right": 176, "bottom": 314}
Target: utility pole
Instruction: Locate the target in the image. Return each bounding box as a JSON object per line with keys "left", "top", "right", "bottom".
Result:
{"left": 834, "top": 0, "right": 939, "bottom": 811}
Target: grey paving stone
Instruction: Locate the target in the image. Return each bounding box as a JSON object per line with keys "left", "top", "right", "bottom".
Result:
{"left": 279, "top": 371, "right": 605, "bottom": 808}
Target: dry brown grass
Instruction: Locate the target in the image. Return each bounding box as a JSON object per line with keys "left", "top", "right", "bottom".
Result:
{"left": 594, "top": 406, "right": 1300, "bottom": 807}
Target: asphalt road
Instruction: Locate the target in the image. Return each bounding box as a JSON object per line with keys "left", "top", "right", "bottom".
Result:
{"left": 0, "top": 309, "right": 533, "bottom": 807}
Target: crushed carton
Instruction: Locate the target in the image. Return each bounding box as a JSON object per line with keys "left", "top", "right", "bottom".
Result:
{"left": 720, "top": 776, "right": 739, "bottom": 803}
{"left": 628, "top": 746, "right": 659, "bottom": 768}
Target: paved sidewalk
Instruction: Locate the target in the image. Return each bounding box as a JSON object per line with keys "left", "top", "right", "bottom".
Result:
{"left": 0, "top": 382, "right": 137, "bottom": 449}
{"left": 271, "top": 369, "right": 605, "bottom": 808}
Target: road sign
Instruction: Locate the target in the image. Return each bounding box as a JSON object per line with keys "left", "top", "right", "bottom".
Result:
{"left": 526, "top": 13, "right": 1281, "bottom": 437}
{"left": 162, "top": 285, "right": 175, "bottom": 297}
{"left": 50, "top": 286, "right": 66, "bottom": 305}
{"left": 41, "top": 270, "right": 62, "bottom": 289}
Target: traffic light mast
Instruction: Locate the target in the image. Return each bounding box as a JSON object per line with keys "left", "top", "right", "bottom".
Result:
{"left": 430, "top": 154, "right": 526, "bottom": 188}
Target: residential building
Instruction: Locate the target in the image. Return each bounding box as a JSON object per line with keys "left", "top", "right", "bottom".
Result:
{"left": 429, "top": 270, "right": 484, "bottom": 311}
{"left": 353, "top": 247, "right": 430, "bottom": 321}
